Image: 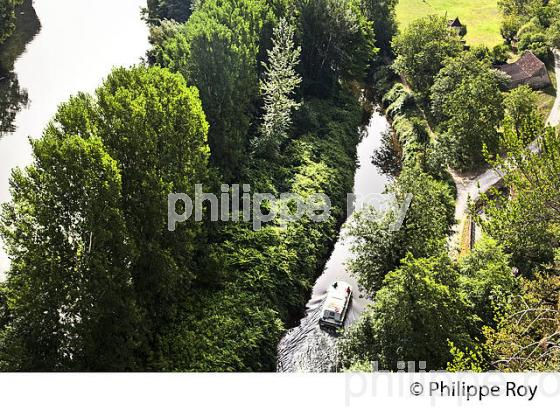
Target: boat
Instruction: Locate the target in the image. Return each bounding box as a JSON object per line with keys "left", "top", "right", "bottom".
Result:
{"left": 319, "top": 281, "right": 352, "bottom": 333}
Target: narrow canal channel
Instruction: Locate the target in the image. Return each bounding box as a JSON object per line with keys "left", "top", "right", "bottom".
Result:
{"left": 277, "top": 110, "right": 390, "bottom": 372}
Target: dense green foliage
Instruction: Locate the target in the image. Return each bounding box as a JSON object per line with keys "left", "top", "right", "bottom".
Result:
{"left": 457, "top": 237, "right": 518, "bottom": 328}
{"left": 361, "top": 0, "right": 398, "bottom": 50}
{"left": 147, "top": 0, "right": 376, "bottom": 176}
{"left": 340, "top": 0, "right": 560, "bottom": 373}
{"left": 161, "top": 92, "right": 365, "bottom": 370}
{"left": 341, "top": 0, "right": 557, "bottom": 371}
{"left": 148, "top": 0, "right": 275, "bottom": 179}
{"left": 392, "top": 15, "right": 463, "bottom": 97}
{"left": 0, "top": 66, "right": 211, "bottom": 369}
{"left": 503, "top": 84, "right": 539, "bottom": 134}
{"left": 430, "top": 53, "right": 505, "bottom": 170}
{"left": 347, "top": 166, "right": 455, "bottom": 295}
{"left": 0, "top": 0, "right": 22, "bottom": 44}
{"left": 359, "top": 0, "right": 397, "bottom": 52}
{"left": 483, "top": 115, "right": 560, "bottom": 274}
{"left": 3, "top": 0, "right": 557, "bottom": 374}
{"left": 448, "top": 272, "right": 560, "bottom": 372}
{"left": 0, "top": 72, "right": 28, "bottom": 135}
{"left": 341, "top": 253, "right": 475, "bottom": 371}
{"left": 341, "top": 237, "right": 517, "bottom": 371}
{"left": 446, "top": 115, "right": 560, "bottom": 371}
{"left": 498, "top": 0, "right": 560, "bottom": 61}
{"left": 296, "top": 0, "right": 377, "bottom": 94}
{"left": 375, "top": 83, "right": 454, "bottom": 185}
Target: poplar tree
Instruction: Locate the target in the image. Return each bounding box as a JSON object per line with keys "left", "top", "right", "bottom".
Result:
{"left": 255, "top": 18, "right": 302, "bottom": 157}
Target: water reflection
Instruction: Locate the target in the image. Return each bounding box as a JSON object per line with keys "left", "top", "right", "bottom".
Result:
{"left": 0, "top": 0, "right": 40, "bottom": 137}
{"left": 277, "top": 112, "right": 390, "bottom": 372}
{"left": 0, "top": 71, "right": 29, "bottom": 136}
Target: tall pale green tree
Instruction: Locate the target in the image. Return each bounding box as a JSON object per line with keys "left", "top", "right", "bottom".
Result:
{"left": 255, "top": 17, "right": 302, "bottom": 156}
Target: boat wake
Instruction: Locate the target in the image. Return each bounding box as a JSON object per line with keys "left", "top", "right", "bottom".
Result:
{"left": 276, "top": 297, "right": 339, "bottom": 372}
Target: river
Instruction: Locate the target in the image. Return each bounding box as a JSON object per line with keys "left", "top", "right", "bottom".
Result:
{"left": 277, "top": 110, "right": 390, "bottom": 372}
{"left": 0, "top": 0, "right": 150, "bottom": 274}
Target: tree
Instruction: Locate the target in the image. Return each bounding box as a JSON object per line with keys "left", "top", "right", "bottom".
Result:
{"left": 149, "top": 0, "right": 273, "bottom": 179}
{"left": 483, "top": 116, "right": 560, "bottom": 273}
{"left": 392, "top": 15, "right": 463, "bottom": 98}
{"left": 503, "top": 84, "right": 539, "bottom": 134}
{"left": 500, "top": 14, "right": 524, "bottom": 43}
{"left": 0, "top": 0, "right": 22, "bottom": 44}
{"left": 491, "top": 44, "right": 511, "bottom": 64}
{"left": 497, "top": 0, "right": 541, "bottom": 17}
{"left": 348, "top": 166, "right": 455, "bottom": 294}
{"left": 254, "top": 17, "right": 302, "bottom": 157}
{"left": 497, "top": 0, "right": 560, "bottom": 50}
{"left": 0, "top": 135, "right": 142, "bottom": 370}
{"left": 483, "top": 272, "right": 560, "bottom": 371}
{"left": 360, "top": 0, "right": 398, "bottom": 52}
{"left": 517, "top": 28, "right": 552, "bottom": 62}
{"left": 340, "top": 253, "right": 475, "bottom": 371}
{"left": 91, "top": 66, "right": 210, "bottom": 342}
{"left": 431, "top": 53, "right": 505, "bottom": 171}
{"left": 0, "top": 66, "right": 211, "bottom": 370}
{"left": 146, "top": 0, "right": 195, "bottom": 22}
{"left": 449, "top": 272, "right": 560, "bottom": 372}
{"left": 296, "top": 0, "right": 376, "bottom": 95}
{"left": 458, "top": 237, "right": 517, "bottom": 328}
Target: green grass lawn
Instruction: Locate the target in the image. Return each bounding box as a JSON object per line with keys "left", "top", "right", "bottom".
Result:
{"left": 536, "top": 64, "right": 558, "bottom": 121}
{"left": 536, "top": 86, "right": 556, "bottom": 118}
{"left": 396, "top": 0, "right": 502, "bottom": 46}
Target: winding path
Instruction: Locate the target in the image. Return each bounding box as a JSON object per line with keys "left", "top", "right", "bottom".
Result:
{"left": 450, "top": 49, "right": 560, "bottom": 252}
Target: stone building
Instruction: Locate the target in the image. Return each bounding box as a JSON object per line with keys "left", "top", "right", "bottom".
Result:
{"left": 498, "top": 50, "right": 552, "bottom": 89}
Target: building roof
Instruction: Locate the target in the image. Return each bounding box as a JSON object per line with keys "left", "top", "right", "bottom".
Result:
{"left": 448, "top": 17, "right": 463, "bottom": 28}
{"left": 499, "top": 51, "right": 547, "bottom": 82}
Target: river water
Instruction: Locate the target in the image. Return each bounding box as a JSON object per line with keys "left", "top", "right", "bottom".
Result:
{"left": 0, "top": 0, "right": 150, "bottom": 274}
{"left": 277, "top": 111, "right": 390, "bottom": 372}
